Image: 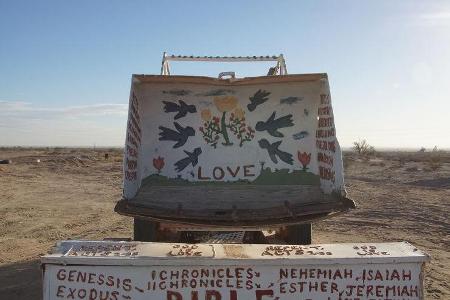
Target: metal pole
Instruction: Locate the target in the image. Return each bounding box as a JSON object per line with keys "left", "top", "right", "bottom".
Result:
{"left": 163, "top": 55, "right": 282, "bottom": 63}
{"left": 159, "top": 54, "right": 287, "bottom": 77}
{"left": 160, "top": 52, "right": 166, "bottom": 75}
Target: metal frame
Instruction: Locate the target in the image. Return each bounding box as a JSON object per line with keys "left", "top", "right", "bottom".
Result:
{"left": 161, "top": 52, "right": 288, "bottom": 76}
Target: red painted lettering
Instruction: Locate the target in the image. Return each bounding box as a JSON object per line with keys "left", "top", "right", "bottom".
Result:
{"left": 56, "top": 269, "right": 66, "bottom": 281}
{"left": 206, "top": 290, "right": 221, "bottom": 300}
{"left": 88, "top": 289, "right": 97, "bottom": 300}
{"left": 256, "top": 290, "right": 274, "bottom": 300}
{"left": 166, "top": 291, "right": 182, "bottom": 300}
{"left": 191, "top": 290, "right": 199, "bottom": 300}
{"left": 243, "top": 165, "right": 255, "bottom": 177}
{"left": 226, "top": 166, "right": 240, "bottom": 177}
{"left": 56, "top": 285, "right": 65, "bottom": 298}
{"left": 213, "top": 167, "right": 225, "bottom": 180}
{"left": 125, "top": 171, "right": 137, "bottom": 181}
{"left": 320, "top": 94, "right": 330, "bottom": 105}
{"left": 197, "top": 167, "right": 211, "bottom": 180}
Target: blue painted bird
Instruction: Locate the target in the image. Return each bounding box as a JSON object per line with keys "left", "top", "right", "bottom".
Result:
{"left": 162, "top": 100, "right": 197, "bottom": 119}
{"left": 293, "top": 131, "right": 309, "bottom": 140}
{"left": 247, "top": 89, "right": 271, "bottom": 112}
{"left": 158, "top": 122, "right": 195, "bottom": 148}
{"left": 174, "top": 147, "right": 202, "bottom": 172}
{"left": 255, "top": 112, "right": 294, "bottom": 137}
{"left": 258, "top": 139, "right": 293, "bottom": 165}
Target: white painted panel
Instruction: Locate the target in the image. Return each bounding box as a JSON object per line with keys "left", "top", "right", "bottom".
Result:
{"left": 42, "top": 241, "right": 429, "bottom": 299}
{"left": 122, "top": 75, "right": 345, "bottom": 200}
{"left": 43, "top": 262, "right": 425, "bottom": 300}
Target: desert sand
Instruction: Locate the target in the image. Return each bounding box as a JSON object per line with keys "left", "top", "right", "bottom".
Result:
{"left": 0, "top": 148, "right": 448, "bottom": 299}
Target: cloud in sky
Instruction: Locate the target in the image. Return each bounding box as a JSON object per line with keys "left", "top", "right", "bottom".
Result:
{"left": 420, "top": 12, "right": 450, "bottom": 20}
{"left": 0, "top": 101, "right": 128, "bottom": 146}
{"left": 0, "top": 101, "right": 128, "bottom": 117}
{"left": 417, "top": 11, "right": 450, "bottom": 27}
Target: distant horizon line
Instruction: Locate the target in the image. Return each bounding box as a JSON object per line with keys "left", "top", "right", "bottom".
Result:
{"left": 1, "top": 145, "right": 449, "bottom": 152}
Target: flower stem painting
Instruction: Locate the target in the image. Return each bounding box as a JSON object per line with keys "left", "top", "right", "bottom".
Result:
{"left": 297, "top": 151, "right": 311, "bottom": 171}
{"left": 214, "top": 96, "right": 237, "bottom": 146}
{"left": 199, "top": 113, "right": 221, "bottom": 148}
{"left": 200, "top": 96, "right": 255, "bottom": 148}
{"left": 153, "top": 156, "right": 165, "bottom": 173}
{"left": 228, "top": 108, "right": 255, "bottom": 147}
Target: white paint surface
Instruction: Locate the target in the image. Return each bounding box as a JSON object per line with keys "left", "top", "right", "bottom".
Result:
{"left": 42, "top": 241, "right": 429, "bottom": 300}
{"left": 122, "top": 74, "right": 345, "bottom": 200}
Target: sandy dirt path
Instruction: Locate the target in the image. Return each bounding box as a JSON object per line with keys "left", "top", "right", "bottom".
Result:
{"left": 0, "top": 149, "right": 448, "bottom": 299}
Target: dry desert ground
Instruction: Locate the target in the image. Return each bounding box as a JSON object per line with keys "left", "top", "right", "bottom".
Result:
{"left": 0, "top": 148, "right": 449, "bottom": 299}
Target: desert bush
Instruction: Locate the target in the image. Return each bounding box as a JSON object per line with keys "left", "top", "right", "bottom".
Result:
{"left": 427, "top": 146, "right": 443, "bottom": 171}
{"left": 353, "top": 139, "right": 375, "bottom": 157}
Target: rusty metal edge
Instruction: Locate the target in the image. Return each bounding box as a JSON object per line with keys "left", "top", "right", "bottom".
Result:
{"left": 132, "top": 73, "right": 328, "bottom": 86}
{"left": 114, "top": 197, "right": 355, "bottom": 228}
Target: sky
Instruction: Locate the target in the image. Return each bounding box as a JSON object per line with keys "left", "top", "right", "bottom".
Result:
{"left": 1, "top": 0, "right": 449, "bottom": 149}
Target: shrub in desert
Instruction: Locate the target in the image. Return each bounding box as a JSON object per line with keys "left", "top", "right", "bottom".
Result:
{"left": 426, "top": 146, "right": 443, "bottom": 171}
{"left": 352, "top": 139, "right": 375, "bottom": 158}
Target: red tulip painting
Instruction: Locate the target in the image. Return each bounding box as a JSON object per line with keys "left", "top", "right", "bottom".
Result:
{"left": 153, "top": 156, "right": 165, "bottom": 173}
{"left": 297, "top": 151, "right": 311, "bottom": 171}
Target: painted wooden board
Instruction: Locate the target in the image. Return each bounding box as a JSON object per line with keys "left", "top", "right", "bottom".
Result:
{"left": 117, "top": 74, "right": 353, "bottom": 225}
{"left": 42, "top": 240, "right": 430, "bottom": 300}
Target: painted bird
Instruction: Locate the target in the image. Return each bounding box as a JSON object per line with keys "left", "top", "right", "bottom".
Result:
{"left": 258, "top": 139, "right": 293, "bottom": 165}
{"left": 174, "top": 147, "right": 202, "bottom": 172}
{"left": 162, "top": 100, "right": 197, "bottom": 119}
{"left": 247, "top": 89, "right": 271, "bottom": 112}
{"left": 158, "top": 122, "right": 195, "bottom": 148}
{"left": 293, "top": 131, "right": 309, "bottom": 140}
{"left": 255, "top": 111, "right": 294, "bottom": 137}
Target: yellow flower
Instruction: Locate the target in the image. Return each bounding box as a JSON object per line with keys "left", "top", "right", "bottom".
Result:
{"left": 201, "top": 109, "right": 212, "bottom": 121}
{"left": 214, "top": 96, "right": 238, "bottom": 113}
{"left": 233, "top": 107, "right": 245, "bottom": 119}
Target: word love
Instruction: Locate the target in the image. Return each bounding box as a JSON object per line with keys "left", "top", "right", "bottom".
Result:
{"left": 197, "top": 165, "right": 255, "bottom": 180}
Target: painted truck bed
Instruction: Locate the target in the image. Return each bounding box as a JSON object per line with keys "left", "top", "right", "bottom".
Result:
{"left": 115, "top": 74, "right": 354, "bottom": 226}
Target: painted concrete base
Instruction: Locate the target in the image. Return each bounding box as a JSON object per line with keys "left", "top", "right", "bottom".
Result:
{"left": 42, "top": 241, "right": 429, "bottom": 300}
